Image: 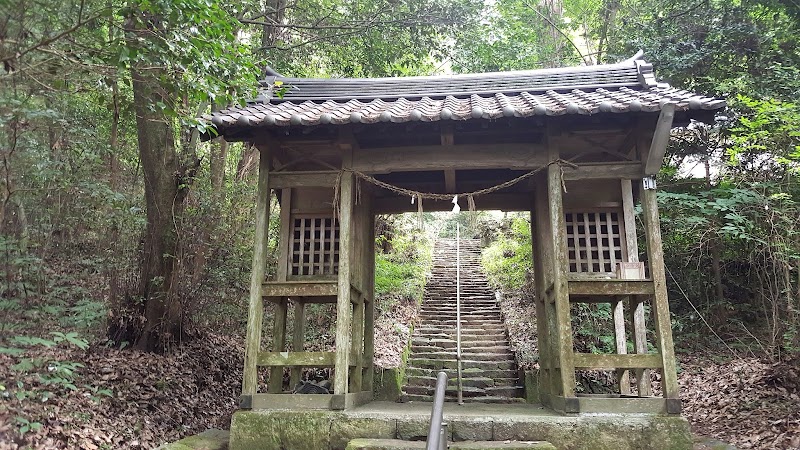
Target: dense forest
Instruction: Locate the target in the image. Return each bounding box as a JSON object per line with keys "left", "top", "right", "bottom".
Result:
{"left": 1, "top": 0, "right": 799, "bottom": 448}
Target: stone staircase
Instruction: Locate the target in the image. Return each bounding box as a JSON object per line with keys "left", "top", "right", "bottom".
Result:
{"left": 402, "top": 238, "right": 524, "bottom": 403}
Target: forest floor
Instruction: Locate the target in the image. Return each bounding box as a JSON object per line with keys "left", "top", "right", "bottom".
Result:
{"left": 1, "top": 329, "right": 799, "bottom": 449}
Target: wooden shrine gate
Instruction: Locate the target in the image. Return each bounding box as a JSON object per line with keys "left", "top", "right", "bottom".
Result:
{"left": 207, "top": 53, "right": 725, "bottom": 415}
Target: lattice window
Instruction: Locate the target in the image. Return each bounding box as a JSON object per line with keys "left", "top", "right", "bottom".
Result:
{"left": 565, "top": 211, "right": 624, "bottom": 274}
{"left": 289, "top": 216, "right": 339, "bottom": 277}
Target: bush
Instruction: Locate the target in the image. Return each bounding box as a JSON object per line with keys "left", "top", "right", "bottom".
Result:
{"left": 481, "top": 215, "right": 532, "bottom": 290}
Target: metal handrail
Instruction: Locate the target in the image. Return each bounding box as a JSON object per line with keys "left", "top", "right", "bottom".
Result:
{"left": 456, "top": 224, "right": 463, "bottom": 405}
{"left": 425, "top": 371, "right": 449, "bottom": 450}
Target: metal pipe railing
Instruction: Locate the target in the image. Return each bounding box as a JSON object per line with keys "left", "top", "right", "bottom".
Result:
{"left": 425, "top": 371, "right": 449, "bottom": 450}
{"left": 456, "top": 224, "right": 463, "bottom": 405}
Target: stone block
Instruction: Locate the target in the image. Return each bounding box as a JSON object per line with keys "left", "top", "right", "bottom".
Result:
{"left": 451, "top": 418, "right": 493, "bottom": 442}
{"left": 157, "top": 429, "right": 229, "bottom": 450}
{"left": 229, "top": 410, "right": 333, "bottom": 450}
{"left": 396, "top": 418, "right": 451, "bottom": 442}
{"left": 331, "top": 417, "right": 397, "bottom": 450}
{"left": 373, "top": 368, "right": 403, "bottom": 402}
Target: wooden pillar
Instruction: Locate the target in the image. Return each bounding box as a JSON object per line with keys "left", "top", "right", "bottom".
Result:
{"left": 242, "top": 146, "right": 272, "bottom": 399}
{"left": 268, "top": 299, "right": 288, "bottom": 393}
{"left": 290, "top": 299, "right": 305, "bottom": 388}
{"left": 350, "top": 294, "right": 364, "bottom": 393}
{"left": 612, "top": 298, "right": 631, "bottom": 395}
{"left": 641, "top": 180, "right": 679, "bottom": 401}
{"left": 333, "top": 170, "right": 354, "bottom": 395}
{"left": 530, "top": 193, "right": 553, "bottom": 402}
{"left": 629, "top": 296, "right": 652, "bottom": 396}
{"left": 546, "top": 143, "right": 576, "bottom": 400}
{"left": 363, "top": 213, "right": 376, "bottom": 391}
{"left": 621, "top": 178, "right": 651, "bottom": 396}
{"left": 276, "top": 188, "right": 292, "bottom": 282}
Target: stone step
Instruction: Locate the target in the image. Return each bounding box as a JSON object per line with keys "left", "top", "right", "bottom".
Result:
{"left": 411, "top": 344, "right": 512, "bottom": 353}
{"left": 414, "top": 332, "right": 508, "bottom": 341}
{"left": 404, "top": 385, "right": 525, "bottom": 398}
{"left": 416, "top": 322, "right": 505, "bottom": 329}
{"left": 419, "top": 309, "right": 501, "bottom": 314}
{"left": 400, "top": 393, "right": 526, "bottom": 404}
{"left": 412, "top": 338, "right": 510, "bottom": 349}
{"left": 420, "top": 306, "right": 497, "bottom": 311}
{"left": 405, "top": 375, "right": 519, "bottom": 388}
{"left": 413, "top": 329, "right": 506, "bottom": 335}
{"left": 410, "top": 351, "right": 515, "bottom": 361}
{"left": 417, "top": 315, "right": 501, "bottom": 320}
{"left": 420, "top": 303, "right": 497, "bottom": 308}
{"left": 416, "top": 323, "right": 505, "bottom": 330}
{"left": 407, "top": 358, "right": 516, "bottom": 371}
{"left": 404, "top": 240, "right": 522, "bottom": 402}
{"left": 403, "top": 384, "right": 489, "bottom": 397}
{"left": 417, "top": 317, "right": 503, "bottom": 323}
{"left": 418, "top": 311, "right": 501, "bottom": 317}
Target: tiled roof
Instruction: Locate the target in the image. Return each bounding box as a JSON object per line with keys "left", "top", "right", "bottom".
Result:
{"left": 208, "top": 54, "right": 725, "bottom": 130}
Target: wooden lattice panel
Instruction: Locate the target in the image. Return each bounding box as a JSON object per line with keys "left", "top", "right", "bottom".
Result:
{"left": 565, "top": 210, "right": 624, "bottom": 274}
{"left": 289, "top": 216, "right": 339, "bottom": 277}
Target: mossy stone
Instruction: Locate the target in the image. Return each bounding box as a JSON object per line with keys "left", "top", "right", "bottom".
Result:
{"left": 330, "top": 417, "right": 397, "bottom": 449}
{"left": 157, "top": 429, "right": 229, "bottom": 450}
{"left": 641, "top": 416, "right": 692, "bottom": 450}
{"left": 373, "top": 368, "right": 402, "bottom": 402}
{"left": 229, "top": 410, "right": 333, "bottom": 450}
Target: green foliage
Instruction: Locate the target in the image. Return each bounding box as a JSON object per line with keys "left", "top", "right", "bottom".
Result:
{"left": 374, "top": 216, "right": 432, "bottom": 310}
{"left": 728, "top": 95, "right": 800, "bottom": 171}
{"left": 451, "top": 0, "right": 587, "bottom": 72}
{"left": 14, "top": 416, "right": 43, "bottom": 436}
{"left": 265, "top": 0, "right": 482, "bottom": 77}
{"left": 610, "top": 0, "right": 800, "bottom": 99}
{"left": 481, "top": 215, "right": 532, "bottom": 290}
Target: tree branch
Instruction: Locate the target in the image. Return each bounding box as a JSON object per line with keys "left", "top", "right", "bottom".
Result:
{"left": 522, "top": 0, "right": 592, "bottom": 66}
{"left": 3, "top": 8, "right": 109, "bottom": 65}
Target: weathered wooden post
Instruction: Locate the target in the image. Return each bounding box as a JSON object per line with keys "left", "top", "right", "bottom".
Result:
{"left": 242, "top": 145, "right": 271, "bottom": 402}
{"left": 546, "top": 138, "right": 577, "bottom": 409}
{"left": 334, "top": 148, "right": 355, "bottom": 395}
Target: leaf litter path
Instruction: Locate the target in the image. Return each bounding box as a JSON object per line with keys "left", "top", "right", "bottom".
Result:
{"left": 1, "top": 331, "right": 798, "bottom": 449}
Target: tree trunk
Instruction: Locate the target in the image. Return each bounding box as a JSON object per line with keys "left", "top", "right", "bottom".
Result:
{"left": 128, "top": 46, "right": 186, "bottom": 352}
{"left": 596, "top": 0, "right": 620, "bottom": 63}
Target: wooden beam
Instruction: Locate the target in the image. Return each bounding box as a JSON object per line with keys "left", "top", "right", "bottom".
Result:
{"left": 613, "top": 299, "right": 632, "bottom": 395}
{"left": 269, "top": 171, "right": 339, "bottom": 189}
{"left": 373, "top": 193, "right": 532, "bottom": 214}
{"left": 573, "top": 353, "right": 663, "bottom": 370}
{"left": 444, "top": 170, "right": 456, "bottom": 192}
{"left": 242, "top": 145, "right": 272, "bottom": 398}
{"left": 621, "top": 179, "right": 639, "bottom": 261}
{"left": 248, "top": 391, "right": 372, "bottom": 410}
{"left": 352, "top": 143, "right": 546, "bottom": 173}
{"left": 567, "top": 280, "right": 655, "bottom": 296}
{"left": 629, "top": 296, "right": 652, "bottom": 396}
{"left": 258, "top": 351, "right": 336, "bottom": 367}
{"left": 276, "top": 188, "right": 292, "bottom": 281}
{"left": 576, "top": 396, "right": 668, "bottom": 414}
{"left": 644, "top": 104, "right": 675, "bottom": 175}
{"left": 641, "top": 184, "right": 680, "bottom": 400}
{"left": 349, "top": 301, "right": 365, "bottom": 393}
{"left": 562, "top": 162, "right": 643, "bottom": 181}
{"left": 290, "top": 300, "right": 306, "bottom": 388}
{"left": 268, "top": 299, "right": 288, "bottom": 393}
{"left": 262, "top": 281, "right": 338, "bottom": 298}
